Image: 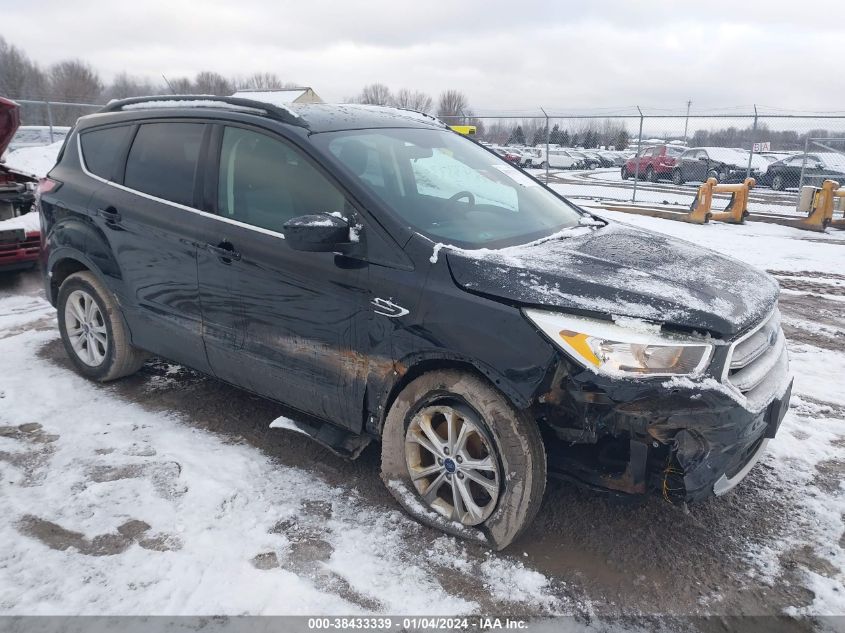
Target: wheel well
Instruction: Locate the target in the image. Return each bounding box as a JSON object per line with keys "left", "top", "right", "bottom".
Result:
{"left": 50, "top": 258, "right": 89, "bottom": 304}
{"left": 375, "top": 358, "right": 524, "bottom": 436}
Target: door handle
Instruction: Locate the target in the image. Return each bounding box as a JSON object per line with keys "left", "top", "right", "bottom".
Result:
{"left": 206, "top": 241, "right": 241, "bottom": 262}
{"left": 97, "top": 207, "right": 121, "bottom": 223}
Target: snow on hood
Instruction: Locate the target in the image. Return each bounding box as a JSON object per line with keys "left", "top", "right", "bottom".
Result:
{"left": 703, "top": 147, "right": 769, "bottom": 171}
{"left": 446, "top": 221, "right": 779, "bottom": 338}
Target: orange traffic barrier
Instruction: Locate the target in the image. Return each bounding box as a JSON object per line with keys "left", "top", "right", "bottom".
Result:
{"left": 685, "top": 177, "right": 755, "bottom": 225}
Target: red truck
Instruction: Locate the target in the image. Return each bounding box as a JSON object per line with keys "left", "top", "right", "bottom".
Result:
{"left": 621, "top": 144, "right": 686, "bottom": 183}
{"left": 0, "top": 97, "right": 40, "bottom": 271}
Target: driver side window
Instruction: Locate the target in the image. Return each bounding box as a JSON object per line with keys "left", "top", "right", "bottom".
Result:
{"left": 218, "top": 126, "right": 346, "bottom": 234}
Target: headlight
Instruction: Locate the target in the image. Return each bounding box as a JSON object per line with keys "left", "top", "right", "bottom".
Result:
{"left": 524, "top": 309, "right": 713, "bottom": 377}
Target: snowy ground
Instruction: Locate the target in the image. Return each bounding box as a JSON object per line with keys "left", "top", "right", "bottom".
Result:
{"left": 0, "top": 142, "right": 842, "bottom": 625}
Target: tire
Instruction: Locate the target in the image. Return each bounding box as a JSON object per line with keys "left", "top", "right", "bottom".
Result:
{"left": 646, "top": 166, "right": 656, "bottom": 183}
{"left": 380, "top": 370, "right": 546, "bottom": 550}
{"left": 672, "top": 169, "right": 684, "bottom": 185}
{"left": 621, "top": 167, "right": 629, "bottom": 180}
{"left": 540, "top": 161, "right": 548, "bottom": 169}
{"left": 57, "top": 271, "right": 147, "bottom": 381}
{"left": 772, "top": 174, "right": 785, "bottom": 191}
{"left": 707, "top": 169, "right": 720, "bottom": 182}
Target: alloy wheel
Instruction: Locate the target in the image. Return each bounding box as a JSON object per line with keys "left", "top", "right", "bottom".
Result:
{"left": 404, "top": 404, "right": 500, "bottom": 526}
{"left": 64, "top": 289, "right": 108, "bottom": 366}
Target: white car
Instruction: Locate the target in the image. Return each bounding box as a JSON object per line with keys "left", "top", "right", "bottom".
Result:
{"left": 532, "top": 147, "right": 580, "bottom": 169}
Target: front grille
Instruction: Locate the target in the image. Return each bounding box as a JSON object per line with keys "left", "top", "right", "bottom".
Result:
{"left": 725, "top": 309, "right": 788, "bottom": 410}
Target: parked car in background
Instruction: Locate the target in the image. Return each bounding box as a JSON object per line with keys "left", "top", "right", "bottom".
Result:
{"left": 758, "top": 152, "right": 845, "bottom": 190}
{"left": 582, "top": 151, "right": 614, "bottom": 168}
{"left": 534, "top": 147, "right": 581, "bottom": 169}
{"left": 621, "top": 144, "right": 685, "bottom": 182}
{"left": 38, "top": 95, "right": 792, "bottom": 550}
{"left": 491, "top": 146, "right": 522, "bottom": 165}
{"left": 0, "top": 98, "right": 41, "bottom": 271}
{"left": 671, "top": 147, "right": 769, "bottom": 185}
{"left": 8, "top": 125, "right": 70, "bottom": 152}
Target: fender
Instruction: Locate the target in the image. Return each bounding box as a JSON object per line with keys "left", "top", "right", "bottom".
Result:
{"left": 365, "top": 347, "right": 556, "bottom": 437}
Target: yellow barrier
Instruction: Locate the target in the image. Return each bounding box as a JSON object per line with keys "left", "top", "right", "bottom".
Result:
{"left": 685, "top": 177, "right": 755, "bottom": 225}
{"left": 797, "top": 180, "right": 844, "bottom": 231}
{"left": 449, "top": 125, "right": 476, "bottom": 136}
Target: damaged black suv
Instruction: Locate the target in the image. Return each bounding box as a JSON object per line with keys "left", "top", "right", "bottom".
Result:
{"left": 38, "top": 96, "right": 792, "bottom": 549}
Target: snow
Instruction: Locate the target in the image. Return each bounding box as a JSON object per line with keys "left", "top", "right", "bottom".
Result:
{"left": 122, "top": 100, "right": 266, "bottom": 115}
{"left": 0, "top": 211, "right": 40, "bottom": 233}
{"left": 0, "top": 306, "right": 562, "bottom": 615}
{"left": 4, "top": 141, "right": 63, "bottom": 178}
{"left": 232, "top": 89, "right": 308, "bottom": 105}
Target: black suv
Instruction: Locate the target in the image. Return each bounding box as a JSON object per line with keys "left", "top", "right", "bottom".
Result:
{"left": 38, "top": 96, "right": 793, "bottom": 549}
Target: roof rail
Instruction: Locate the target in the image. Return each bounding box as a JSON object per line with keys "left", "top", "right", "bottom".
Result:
{"left": 98, "top": 95, "right": 306, "bottom": 127}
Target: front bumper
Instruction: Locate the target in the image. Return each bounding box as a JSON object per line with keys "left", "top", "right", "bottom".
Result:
{"left": 539, "top": 358, "right": 793, "bottom": 502}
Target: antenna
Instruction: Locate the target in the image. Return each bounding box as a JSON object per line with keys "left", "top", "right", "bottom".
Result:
{"left": 161, "top": 74, "right": 176, "bottom": 94}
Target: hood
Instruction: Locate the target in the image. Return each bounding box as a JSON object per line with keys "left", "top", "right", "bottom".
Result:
{"left": 0, "top": 97, "right": 21, "bottom": 158}
{"left": 445, "top": 222, "right": 779, "bottom": 339}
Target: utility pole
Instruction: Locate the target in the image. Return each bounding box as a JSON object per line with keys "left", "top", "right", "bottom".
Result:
{"left": 682, "top": 99, "right": 692, "bottom": 145}
{"left": 541, "top": 107, "right": 550, "bottom": 184}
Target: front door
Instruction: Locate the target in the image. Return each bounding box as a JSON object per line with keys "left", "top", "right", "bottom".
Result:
{"left": 196, "top": 124, "right": 371, "bottom": 429}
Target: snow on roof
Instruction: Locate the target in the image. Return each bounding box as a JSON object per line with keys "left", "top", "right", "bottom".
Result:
{"left": 232, "top": 89, "right": 308, "bottom": 105}
{"left": 122, "top": 100, "right": 266, "bottom": 115}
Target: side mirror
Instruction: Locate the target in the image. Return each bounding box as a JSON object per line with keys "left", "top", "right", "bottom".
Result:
{"left": 283, "top": 213, "right": 353, "bottom": 253}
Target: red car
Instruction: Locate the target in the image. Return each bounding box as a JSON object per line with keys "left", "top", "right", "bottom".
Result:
{"left": 0, "top": 96, "right": 40, "bottom": 271}
{"left": 621, "top": 144, "right": 686, "bottom": 183}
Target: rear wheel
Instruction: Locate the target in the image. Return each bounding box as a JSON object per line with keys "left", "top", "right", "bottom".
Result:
{"left": 672, "top": 169, "right": 684, "bottom": 185}
{"left": 621, "top": 167, "right": 629, "bottom": 180}
{"left": 707, "top": 168, "right": 721, "bottom": 182}
{"left": 381, "top": 370, "right": 546, "bottom": 550}
{"left": 646, "top": 166, "right": 656, "bottom": 182}
{"left": 57, "top": 271, "right": 147, "bottom": 381}
{"left": 540, "top": 161, "right": 548, "bottom": 169}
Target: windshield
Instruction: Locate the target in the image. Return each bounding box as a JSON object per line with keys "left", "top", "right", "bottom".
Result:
{"left": 317, "top": 128, "right": 583, "bottom": 248}
{"left": 665, "top": 146, "right": 685, "bottom": 156}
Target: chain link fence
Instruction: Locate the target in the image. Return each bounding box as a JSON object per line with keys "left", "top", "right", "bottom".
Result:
{"left": 8, "top": 99, "right": 845, "bottom": 220}
{"left": 442, "top": 109, "right": 845, "bottom": 219}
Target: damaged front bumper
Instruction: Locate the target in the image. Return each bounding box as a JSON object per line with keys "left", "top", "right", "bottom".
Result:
{"left": 538, "top": 358, "right": 793, "bottom": 502}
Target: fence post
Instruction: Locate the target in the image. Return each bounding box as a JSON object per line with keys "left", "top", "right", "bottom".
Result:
{"left": 632, "top": 106, "right": 644, "bottom": 203}
{"left": 799, "top": 135, "right": 810, "bottom": 192}
{"left": 541, "top": 107, "right": 550, "bottom": 184}
{"left": 746, "top": 104, "right": 758, "bottom": 179}
{"left": 46, "top": 100, "right": 55, "bottom": 143}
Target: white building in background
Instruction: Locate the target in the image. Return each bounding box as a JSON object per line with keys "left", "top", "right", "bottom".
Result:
{"left": 231, "top": 87, "right": 323, "bottom": 105}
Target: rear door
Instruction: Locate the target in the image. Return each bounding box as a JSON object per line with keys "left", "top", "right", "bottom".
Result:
{"left": 84, "top": 120, "right": 213, "bottom": 371}
{"left": 196, "top": 124, "right": 371, "bottom": 429}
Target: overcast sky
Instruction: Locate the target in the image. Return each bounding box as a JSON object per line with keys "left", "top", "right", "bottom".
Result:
{"left": 5, "top": 0, "right": 845, "bottom": 114}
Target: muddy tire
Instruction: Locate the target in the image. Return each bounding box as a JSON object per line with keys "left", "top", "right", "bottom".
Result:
{"left": 57, "top": 271, "right": 147, "bottom": 382}
{"left": 380, "top": 370, "right": 546, "bottom": 550}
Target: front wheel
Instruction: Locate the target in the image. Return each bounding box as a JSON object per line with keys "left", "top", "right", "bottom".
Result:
{"left": 672, "top": 169, "right": 684, "bottom": 185}
{"left": 621, "top": 167, "right": 629, "bottom": 180}
{"left": 772, "top": 174, "right": 785, "bottom": 191}
{"left": 57, "top": 271, "right": 147, "bottom": 381}
{"left": 380, "top": 370, "right": 546, "bottom": 550}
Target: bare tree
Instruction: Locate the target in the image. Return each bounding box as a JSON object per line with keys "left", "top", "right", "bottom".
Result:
{"left": 105, "top": 72, "right": 160, "bottom": 100}
{"left": 392, "top": 88, "right": 433, "bottom": 113}
{"left": 165, "top": 77, "right": 194, "bottom": 94}
{"left": 0, "top": 36, "right": 48, "bottom": 123}
{"left": 436, "top": 89, "right": 470, "bottom": 120}
{"left": 357, "top": 83, "right": 392, "bottom": 106}
{"left": 236, "top": 72, "right": 299, "bottom": 90}
{"left": 194, "top": 71, "right": 232, "bottom": 96}
{"left": 47, "top": 60, "right": 103, "bottom": 124}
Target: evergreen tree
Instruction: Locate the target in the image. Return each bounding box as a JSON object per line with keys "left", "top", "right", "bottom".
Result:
{"left": 531, "top": 125, "right": 548, "bottom": 146}
{"left": 508, "top": 125, "right": 526, "bottom": 145}
{"left": 614, "top": 129, "right": 629, "bottom": 150}
{"left": 549, "top": 124, "right": 561, "bottom": 145}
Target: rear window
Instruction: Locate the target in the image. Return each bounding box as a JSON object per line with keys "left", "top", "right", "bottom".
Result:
{"left": 80, "top": 126, "right": 134, "bottom": 181}
{"left": 124, "top": 123, "right": 205, "bottom": 207}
